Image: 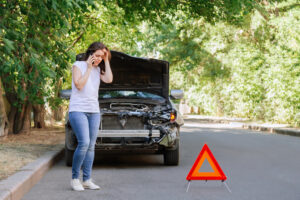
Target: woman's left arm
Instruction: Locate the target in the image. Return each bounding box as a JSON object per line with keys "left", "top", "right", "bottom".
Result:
{"left": 100, "top": 50, "right": 113, "bottom": 83}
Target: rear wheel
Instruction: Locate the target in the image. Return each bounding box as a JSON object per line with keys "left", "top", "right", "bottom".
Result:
{"left": 65, "top": 144, "right": 74, "bottom": 167}
{"left": 163, "top": 139, "right": 179, "bottom": 166}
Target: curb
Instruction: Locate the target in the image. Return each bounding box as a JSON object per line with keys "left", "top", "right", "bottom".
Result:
{"left": 0, "top": 148, "right": 64, "bottom": 200}
{"left": 183, "top": 116, "right": 300, "bottom": 137}
{"left": 242, "top": 124, "right": 300, "bottom": 137}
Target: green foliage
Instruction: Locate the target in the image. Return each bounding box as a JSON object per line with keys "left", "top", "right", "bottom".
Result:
{"left": 1, "top": 0, "right": 298, "bottom": 127}
{"left": 131, "top": 0, "right": 299, "bottom": 126}
{"left": 0, "top": 0, "right": 95, "bottom": 108}
{"left": 173, "top": 1, "right": 299, "bottom": 126}
{"left": 112, "top": 0, "right": 260, "bottom": 25}
{"left": 62, "top": 1, "right": 145, "bottom": 90}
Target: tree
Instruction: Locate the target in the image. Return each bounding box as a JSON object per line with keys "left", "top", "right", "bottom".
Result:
{"left": 0, "top": 78, "right": 9, "bottom": 137}
{"left": 110, "top": 0, "right": 261, "bottom": 25}
{"left": 109, "top": 0, "right": 299, "bottom": 125}
{"left": 1, "top": 0, "right": 298, "bottom": 137}
{"left": 134, "top": 0, "right": 300, "bottom": 125}
{"left": 0, "top": 0, "right": 95, "bottom": 134}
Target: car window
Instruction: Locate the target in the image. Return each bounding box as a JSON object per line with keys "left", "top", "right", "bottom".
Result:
{"left": 99, "top": 91, "right": 164, "bottom": 100}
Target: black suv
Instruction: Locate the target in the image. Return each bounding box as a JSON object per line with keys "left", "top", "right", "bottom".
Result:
{"left": 60, "top": 51, "right": 184, "bottom": 166}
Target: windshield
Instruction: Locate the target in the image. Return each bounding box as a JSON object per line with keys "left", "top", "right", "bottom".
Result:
{"left": 99, "top": 91, "right": 165, "bottom": 100}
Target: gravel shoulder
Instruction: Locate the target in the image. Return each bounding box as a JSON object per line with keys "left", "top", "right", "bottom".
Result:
{"left": 0, "top": 126, "right": 64, "bottom": 180}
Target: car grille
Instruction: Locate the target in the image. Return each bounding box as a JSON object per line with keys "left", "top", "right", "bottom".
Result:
{"left": 101, "top": 115, "right": 145, "bottom": 130}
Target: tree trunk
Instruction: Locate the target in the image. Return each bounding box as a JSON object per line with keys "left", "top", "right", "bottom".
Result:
{"left": 2, "top": 67, "right": 33, "bottom": 135}
{"left": 32, "top": 104, "right": 46, "bottom": 128}
{"left": 8, "top": 106, "right": 17, "bottom": 134}
{"left": 21, "top": 103, "right": 32, "bottom": 134}
{"left": 14, "top": 104, "right": 26, "bottom": 134}
{"left": 3, "top": 84, "right": 17, "bottom": 134}
{"left": 13, "top": 102, "right": 32, "bottom": 134}
{"left": 53, "top": 105, "right": 64, "bottom": 121}
{"left": 53, "top": 77, "right": 64, "bottom": 121}
{"left": 0, "top": 78, "right": 9, "bottom": 137}
{"left": 7, "top": 103, "right": 32, "bottom": 135}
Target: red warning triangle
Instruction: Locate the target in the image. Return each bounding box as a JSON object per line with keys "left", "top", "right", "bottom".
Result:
{"left": 186, "top": 144, "right": 227, "bottom": 181}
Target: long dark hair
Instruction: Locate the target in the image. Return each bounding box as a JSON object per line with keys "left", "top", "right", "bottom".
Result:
{"left": 84, "top": 42, "right": 111, "bottom": 74}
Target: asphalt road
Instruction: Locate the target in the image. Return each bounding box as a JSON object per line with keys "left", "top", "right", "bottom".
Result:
{"left": 22, "top": 124, "right": 300, "bottom": 200}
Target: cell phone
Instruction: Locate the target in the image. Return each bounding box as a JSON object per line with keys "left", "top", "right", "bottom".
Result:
{"left": 91, "top": 54, "right": 94, "bottom": 64}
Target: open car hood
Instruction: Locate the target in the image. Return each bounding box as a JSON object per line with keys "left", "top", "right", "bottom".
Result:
{"left": 76, "top": 51, "right": 170, "bottom": 99}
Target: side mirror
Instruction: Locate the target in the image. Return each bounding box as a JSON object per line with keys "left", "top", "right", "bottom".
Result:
{"left": 76, "top": 53, "right": 86, "bottom": 61}
{"left": 59, "top": 89, "right": 72, "bottom": 99}
{"left": 170, "top": 89, "right": 184, "bottom": 100}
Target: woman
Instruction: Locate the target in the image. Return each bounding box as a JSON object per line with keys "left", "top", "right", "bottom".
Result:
{"left": 68, "top": 42, "right": 113, "bottom": 191}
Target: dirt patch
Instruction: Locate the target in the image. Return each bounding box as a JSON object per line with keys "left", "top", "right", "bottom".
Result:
{"left": 0, "top": 125, "right": 65, "bottom": 180}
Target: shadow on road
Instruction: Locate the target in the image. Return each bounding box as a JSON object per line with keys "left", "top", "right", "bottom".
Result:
{"left": 93, "top": 154, "right": 164, "bottom": 168}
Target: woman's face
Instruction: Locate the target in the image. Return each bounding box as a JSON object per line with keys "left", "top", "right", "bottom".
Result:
{"left": 92, "top": 49, "right": 105, "bottom": 66}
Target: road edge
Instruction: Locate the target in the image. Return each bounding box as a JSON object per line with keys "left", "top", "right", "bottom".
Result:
{"left": 0, "top": 148, "right": 64, "bottom": 200}
{"left": 183, "top": 115, "right": 300, "bottom": 137}
{"left": 242, "top": 124, "right": 300, "bottom": 137}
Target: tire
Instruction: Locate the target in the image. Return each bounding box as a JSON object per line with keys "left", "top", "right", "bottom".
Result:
{"left": 163, "top": 139, "right": 179, "bottom": 166}
{"left": 65, "top": 145, "right": 74, "bottom": 167}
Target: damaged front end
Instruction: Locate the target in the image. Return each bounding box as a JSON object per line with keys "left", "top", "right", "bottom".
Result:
{"left": 96, "top": 101, "right": 180, "bottom": 152}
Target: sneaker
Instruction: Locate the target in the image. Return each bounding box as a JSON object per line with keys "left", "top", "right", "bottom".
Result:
{"left": 82, "top": 179, "right": 100, "bottom": 190}
{"left": 71, "top": 179, "right": 84, "bottom": 191}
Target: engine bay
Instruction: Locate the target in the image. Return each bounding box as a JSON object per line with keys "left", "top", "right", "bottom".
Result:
{"left": 100, "top": 102, "right": 175, "bottom": 129}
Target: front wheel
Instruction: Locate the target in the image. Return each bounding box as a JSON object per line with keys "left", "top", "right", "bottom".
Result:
{"left": 163, "top": 139, "right": 179, "bottom": 166}
{"left": 65, "top": 144, "right": 74, "bottom": 167}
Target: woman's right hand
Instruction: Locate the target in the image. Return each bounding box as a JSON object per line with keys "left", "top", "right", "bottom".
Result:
{"left": 87, "top": 55, "right": 95, "bottom": 69}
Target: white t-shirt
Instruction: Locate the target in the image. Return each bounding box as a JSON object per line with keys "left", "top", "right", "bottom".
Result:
{"left": 69, "top": 61, "right": 101, "bottom": 113}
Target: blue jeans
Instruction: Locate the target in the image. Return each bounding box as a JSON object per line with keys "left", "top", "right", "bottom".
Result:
{"left": 69, "top": 112, "right": 100, "bottom": 181}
